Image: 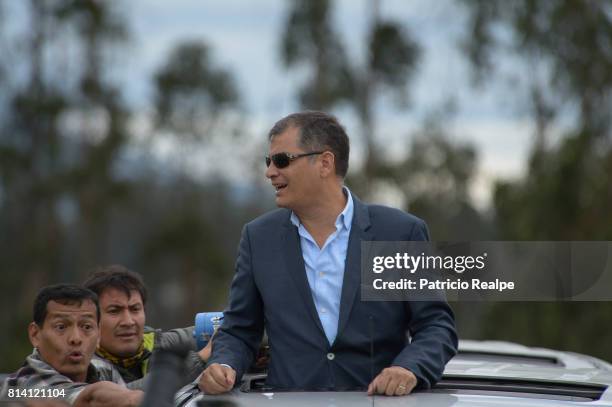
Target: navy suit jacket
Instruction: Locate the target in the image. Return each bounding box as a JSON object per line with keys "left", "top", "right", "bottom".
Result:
{"left": 209, "top": 197, "right": 458, "bottom": 390}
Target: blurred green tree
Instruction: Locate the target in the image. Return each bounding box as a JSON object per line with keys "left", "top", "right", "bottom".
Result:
{"left": 280, "top": 0, "right": 355, "bottom": 110}
{"left": 280, "top": 0, "right": 420, "bottom": 197}
{"left": 389, "top": 110, "right": 493, "bottom": 241}
{"left": 54, "top": 0, "right": 133, "bottom": 272}
{"left": 460, "top": 0, "right": 612, "bottom": 361}
{"left": 149, "top": 39, "right": 244, "bottom": 316}
{"left": 0, "top": 0, "right": 132, "bottom": 370}
{"left": 0, "top": 3, "right": 261, "bottom": 371}
{"left": 154, "top": 41, "right": 239, "bottom": 139}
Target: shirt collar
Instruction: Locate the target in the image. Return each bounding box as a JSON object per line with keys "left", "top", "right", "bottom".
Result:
{"left": 27, "top": 348, "right": 100, "bottom": 383}
{"left": 290, "top": 186, "right": 354, "bottom": 231}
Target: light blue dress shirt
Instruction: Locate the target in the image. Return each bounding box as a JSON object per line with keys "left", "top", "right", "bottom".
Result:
{"left": 290, "top": 187, "right": 354, "bottom": 345}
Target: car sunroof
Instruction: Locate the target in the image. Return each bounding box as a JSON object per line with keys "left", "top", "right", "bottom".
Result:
{"left": 435, "top": 376, "right": 607, "bottom": 401}
{"left": 454, "top": 351, "right": 563, "bottom": 366}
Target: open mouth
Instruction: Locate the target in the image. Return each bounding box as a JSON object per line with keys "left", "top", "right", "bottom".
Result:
{"left": 274, "top": 184, "right": 287, "bottom": 192}
{"left": 68, "top": 351, "right": 84, "bottom": 362}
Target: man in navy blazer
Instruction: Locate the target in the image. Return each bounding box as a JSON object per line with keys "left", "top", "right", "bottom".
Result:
{"left": 200, "top": 111, "right": 458, "bottom": 396}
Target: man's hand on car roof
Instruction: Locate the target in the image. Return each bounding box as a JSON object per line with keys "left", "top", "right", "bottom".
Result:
{"left": 199, "top": 363, "right": 236, "bottom": 395}
{"left": 367, "top": 366, "right": 417, "bottom": 396}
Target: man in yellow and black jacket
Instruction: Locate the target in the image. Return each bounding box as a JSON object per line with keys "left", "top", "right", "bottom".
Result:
{"left": 83, "top": 265, "right": 211, "bottom": 390}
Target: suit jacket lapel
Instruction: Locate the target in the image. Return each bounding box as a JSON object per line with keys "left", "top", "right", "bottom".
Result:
{"left": 281, "top": 218, "right": 327, "bottom": 338}
{"left": 336, "top": 197, "right": 372, "bottom": 342}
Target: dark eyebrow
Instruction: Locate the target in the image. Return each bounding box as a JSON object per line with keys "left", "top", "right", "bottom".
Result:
{"left": 47, "top": 314, "right": 80, "bottom": 324}
{"left": 49, "top": 312, "right": 97, "bottom": 319}
{"left": 48, "top": 314, "right": 73, "bottom": 322}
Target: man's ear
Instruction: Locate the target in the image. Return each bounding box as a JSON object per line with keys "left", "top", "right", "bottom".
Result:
{"left": 319, "top": 151, "right": 336, "bottom": 178}
{"left": 28, "top": 322, "right": 41, "bottom": 348}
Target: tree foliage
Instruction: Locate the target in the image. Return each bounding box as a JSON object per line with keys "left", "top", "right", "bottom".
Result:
{"left": 280, "top": 0, "right": 355, "bottom": 109}
{"left": 0, "top": 2, "right": 257, "bottom": 372}
{"left": 462, "top": 0, "right": 612, "bottom": 139}
{"left": 154, "top": 41, "right": 239, "bottom": 139}
{"left": 280, "top": 0, "right": 421, "bottom": 193}
{"left": 460, "top": 0, "right": 612, "bottom": 361}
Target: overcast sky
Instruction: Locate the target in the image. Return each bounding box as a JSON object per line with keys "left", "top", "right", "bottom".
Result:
{"left": 2, "top": 0, "right": 544, "bottom": 207}
{"left": 120, "top": 0, "right": 541, "bottom": 207}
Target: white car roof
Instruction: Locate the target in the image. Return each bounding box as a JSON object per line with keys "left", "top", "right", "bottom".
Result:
{"left": 457, "top": 340, "right": 612, "bottom": 370}
{"left": 183, "top": 340, "right": 612, "bottom": 407}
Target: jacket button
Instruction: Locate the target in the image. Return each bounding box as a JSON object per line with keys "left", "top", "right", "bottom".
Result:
{"left": 327, "top": 352, "right": 335, "bottom": 360}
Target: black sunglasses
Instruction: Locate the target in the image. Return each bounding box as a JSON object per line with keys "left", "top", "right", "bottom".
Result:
{"left": 265, "top": 151, "right": 324, "bottom": 168}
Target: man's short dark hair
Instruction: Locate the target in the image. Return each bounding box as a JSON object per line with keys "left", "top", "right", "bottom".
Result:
{"left": 83, "top": 264, "right": 148, "bottom": 305}
{"left": 268, "top": 111, "right": 350, "bottom": 178}
{"left": 33, "top": 284, "right": 100, "bottom": 326}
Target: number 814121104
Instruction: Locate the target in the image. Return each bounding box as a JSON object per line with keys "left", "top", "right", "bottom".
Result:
{"left": 7, "top": 387, "right": 66, "bottom": 398}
